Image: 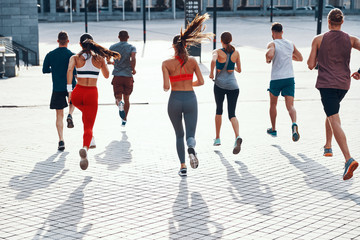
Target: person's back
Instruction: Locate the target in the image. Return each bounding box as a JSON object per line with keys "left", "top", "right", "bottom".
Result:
{"left": 214, "top": 49, "right": 239, "bottom": 90}
{"left": 271, "top": 38, "right": 294, "bottom": 80}
{"left": 43, "top": 47, "right": 76, "bottom": 91}
{"left": 307, "top": 8, "right": 360, "bottom": 181}
{"left": 110, "top": 41, "right": 135, "bottom": 77}
{"left": 164, "top": 56, "right": 199, "bottom": 91}
{"left": 316, "top": 30, "right": 351, "bottom": 90}
{"left": 42, "top": 31, "right": 76, "bottom": 151}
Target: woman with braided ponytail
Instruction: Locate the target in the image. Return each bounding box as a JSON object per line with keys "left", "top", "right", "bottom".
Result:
{"left": 67, "top": 33, "right": 121, "bottom": 170}
{"left": 162, "top": 13, "right": 213, "bottom": 177}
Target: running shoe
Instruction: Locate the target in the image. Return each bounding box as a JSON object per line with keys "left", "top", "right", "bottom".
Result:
{"left": 292, "top": 123, "right": 300, "bottom": 142}
{"left": 58, "top": 141, "right": 65, "bottom": 151}
{"left": 79, "top": 147, "right": 89, "bottom": 170}
{"left": 178, "top": 168, "right": 187, "bottom": 177}
{"left": 188, "top": 148, "right": 199, "bottom": 169}
{"left": 323, "top": 147, "right": 333, "bottom": 157}
{"left": 213, "top": 138, "right": 221, "bottom": 146}
{"left": 121, "top": 119, "right": 127, "bottom": 127}
{"left": 233, "top": 136, "right": 242, "bottom": 154}
{"left": 67, "top": 114, "right": 74, "bottom": 128}
{"left": 343, "top": 158, "right": 358, "bottom": 180}
{"left": 118, "top": 101, "right": 126, "bottom": 120}
{"left": 267, "top": 128, "right": 277, "bottom": 137}
{"left": 89, "top": 137, "right": 96, "bottom": 149}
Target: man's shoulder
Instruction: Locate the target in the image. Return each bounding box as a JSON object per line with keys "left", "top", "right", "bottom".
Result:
{"left": 110, "top": 42, "right": 120, "bottom": 49}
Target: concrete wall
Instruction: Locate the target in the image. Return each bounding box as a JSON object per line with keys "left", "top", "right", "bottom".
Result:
{"left": 0, "top": 0, "right": 39, "bottom": 65}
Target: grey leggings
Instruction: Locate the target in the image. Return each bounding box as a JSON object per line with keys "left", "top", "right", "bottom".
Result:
{"left": 168, "top": 91, "right": 197, "bottom": 164}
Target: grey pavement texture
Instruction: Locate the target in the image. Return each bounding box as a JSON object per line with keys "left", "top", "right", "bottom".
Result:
{"left": 1, "top": 16, "right": 360, "bottom": 239}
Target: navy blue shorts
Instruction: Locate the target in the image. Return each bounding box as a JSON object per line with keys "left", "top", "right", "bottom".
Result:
{"left": 50, "top": 91, "right": 69, "bottom": 110}
{"left": 268, "top": 78, "right": 295, "bottom": 97}
{"left": 318, "top": 88, "right": 347, "bottom": 117}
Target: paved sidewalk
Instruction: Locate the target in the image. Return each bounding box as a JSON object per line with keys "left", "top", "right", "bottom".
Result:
{"left": 1, "top": 16, "right": 360, "bottom": 240}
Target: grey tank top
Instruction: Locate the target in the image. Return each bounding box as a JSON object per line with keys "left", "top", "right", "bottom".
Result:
{"left": 214, "top": 52, "right": 239, "bottom": 90}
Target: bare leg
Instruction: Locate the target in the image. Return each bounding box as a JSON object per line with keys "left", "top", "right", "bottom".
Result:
{"left": 269, "top": 92, "right": 278, "bottom": 131}
{"left": 284, "top": 96, "right": 296, "bottom": 123}
{"left": 327, "top": 114, "right": 351, "bottom": 161}
{"left": 115, "top": 94, "right": 123, "bottom": 106}
{"left": 230, "top": 117, "right": 240, "bottom": 138}
{"left": 325, "top": 118, "right": 333, "bottom": 148}
{"left": 56, "top": 109, "right": 64, "bottom": 141}
{"left": 123, "top": 95, "right": 130, "bottom": 121}
{"left": 68, "top": 103, "right": 75, "bottom": 116}
{"left": 215, "top": 115, "right": 222, "bottom": 139}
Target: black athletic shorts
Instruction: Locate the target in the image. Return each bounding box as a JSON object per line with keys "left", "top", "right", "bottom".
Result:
{"left": 318, "top": 88, "right": 347, "bottom": 117}
{"left": 50, "top": 91, "right": 69, "bottom": 110}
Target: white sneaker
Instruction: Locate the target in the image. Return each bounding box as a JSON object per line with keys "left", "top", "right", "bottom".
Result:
{"left": 89, "top": 137, "right": 96, "bottom": 149}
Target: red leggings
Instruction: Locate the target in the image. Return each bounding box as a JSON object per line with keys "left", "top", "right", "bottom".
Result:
{"left": 71, "top": 85, "right": 98, "bottom": 148}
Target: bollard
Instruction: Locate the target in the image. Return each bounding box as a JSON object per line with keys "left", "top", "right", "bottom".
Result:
{"left": 0, "top": 45, "right": 5, "bottom": 78}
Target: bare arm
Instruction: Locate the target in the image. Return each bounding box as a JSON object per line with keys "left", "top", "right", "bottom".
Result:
{"left": 307, "top": 36, "right": 320, "bottom": 70}
{"left": 209, "top": 50, "right": 217, "bottom": 80}
{"left": 100, "top": 57, "right": 109, "bottom": 79}
{"left": 349, "top": 36, "right": 360, "bottom": 79}
{"left": 67, "top": 56, "right": 76, "bottom": 85}
{"left": 266, "top": 42, "right": 275, "bottom": 64}
{"left": 66, "top": 56, "right": 76, "bottom": 103}
{"left": 193, "top": 60, "right": 204, "bottom": 86}
{"left": 162, "top": 62, "right": 170, "bottom": 91}
{"left": 292, "top": 45, "right": 303, "bottom": 62}
{"left": 351, "top": 71, "right": 360, "bottom": 80}
{"left": 235, "top": 51, "right": 241, "bottom": 73}
{"left": 131, "top": 52, "right": 136, "bottom": 75}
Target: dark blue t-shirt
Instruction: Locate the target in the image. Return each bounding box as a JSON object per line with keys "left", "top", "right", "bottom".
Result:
{"left": 42, "top": 47, "right": 77, "bottom": 92}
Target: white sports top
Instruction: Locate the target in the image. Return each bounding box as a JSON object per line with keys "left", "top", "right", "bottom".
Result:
{"left": 271, "top": 39, "right": 294, "bottom": 80}
{"left": 76, "top": 53, "right": 100, "bottom": 79}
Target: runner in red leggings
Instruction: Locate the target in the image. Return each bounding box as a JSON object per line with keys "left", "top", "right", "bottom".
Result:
{"left": 67, "top": 33, "right": 121, "bottom": 170}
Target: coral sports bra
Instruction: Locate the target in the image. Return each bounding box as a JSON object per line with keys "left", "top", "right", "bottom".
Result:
{"left": 169, "top": 56, "right": 193, "bottom": 83}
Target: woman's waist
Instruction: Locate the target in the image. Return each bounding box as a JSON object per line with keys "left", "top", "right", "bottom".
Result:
{"left": 76, "top": 78, "right": 98, "bottom": 88}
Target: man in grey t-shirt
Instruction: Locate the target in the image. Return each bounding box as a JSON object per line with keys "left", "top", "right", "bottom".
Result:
{"left": 109, "top": 30, "right": 137, "bottom": 127}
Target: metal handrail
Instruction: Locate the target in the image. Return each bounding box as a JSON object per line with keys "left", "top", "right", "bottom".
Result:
{"left": 0, "top": 35, "right": 38, "bottom": 67}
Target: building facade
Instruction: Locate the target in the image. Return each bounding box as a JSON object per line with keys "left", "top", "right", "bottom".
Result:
{"left": 0, "top": 0, "right": 39, "bottom": 65}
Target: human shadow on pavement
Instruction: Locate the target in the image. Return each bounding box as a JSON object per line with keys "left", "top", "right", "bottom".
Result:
{"left": 272, "top": 145, "right": 360, "bottom": 206}
{"left": 94, "top": 131, "right": 132, "bottom": 170}
{"left": 169, "top": 178, "right": 224, "bottom": 240}
{"left": 215, "top": 150, "right": 274, "bottom": 215}
{"left": 32, "top": 176, "right": 93, "bottom": 240}
{"left": 9, "top": 151, "right": 69, "bottom": 199}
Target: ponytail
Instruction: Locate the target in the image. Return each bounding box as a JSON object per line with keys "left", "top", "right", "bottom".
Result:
{"left": 173, "top": 13, "right": 214, "bottom": 66}
{"left": 78, "top": 33, "right": 120, "bottom": 60}
{"left": 224, "top": 44, "right": 235, "bottom": 53}
{"left": 220, "top": 31, "right": 235, "bottom": 53}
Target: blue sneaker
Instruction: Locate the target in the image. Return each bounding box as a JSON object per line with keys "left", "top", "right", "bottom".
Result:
{"left": 343, "top": 158, "right": 358, "bottom": 180}
{"left": 233, "top": 136, "right": 242, "bottom": 154}
{"left": 121, "top": 119, "right": 127, "bottom": 127}
{"left": 292, "top": 123, "right": 300, "bottom": 142}
{"left": 213, "top": 138, "right": 221, "bottom": 146}
{"left": 118, "top": 101, "right": 126, "bottom": 120}
{"left": 267, "top": 128, "right": 277, "bottom": 137}
{"left": 323, "top": 147, "right": 333, "bottom": 157}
